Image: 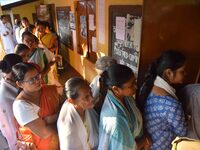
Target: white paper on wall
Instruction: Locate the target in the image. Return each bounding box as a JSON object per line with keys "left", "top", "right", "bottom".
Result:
{"left": 116, "top": 17, "right": 126, "bottom": 40}
{"left": 92, "top": 36, "right": 97, "bottom": 52}
{"left": 98, "top": 0, "right": 105, "bottom": 44}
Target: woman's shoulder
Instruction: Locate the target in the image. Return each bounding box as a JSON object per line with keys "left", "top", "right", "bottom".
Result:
{"left": 58, "top": 101, "right": 76, "bottom": 124}
{"left": 42, "top": 84, "right": 57, "bottom": 92}
{"left": 35, "top": 47, "right": 45, "bottom": 53}
{"left": 145, "top": 94, "right": 180, "bottom": 114}
{"left": 90, "top": 75, "right": 100, "bottom": 87}
{"left": 100, "top": 111, "right": 129, "bottom": 135}
{"left": 0, "top": 79, "right": 18, "bottom": 94}
{"left": 43, "top": 32, "right": 55, "bottom": 39}
{"left": 148, "top": 92, "right": 178, "bottom": 103}
{"left": 13, "top": 99, "right": 39, "bottom": 109}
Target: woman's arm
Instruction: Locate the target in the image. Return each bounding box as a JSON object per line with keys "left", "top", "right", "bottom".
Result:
{"left": 166, "top": 100, "right": 187, "bottom": 136}
{"left": 25, "top": 118, "right": 57, "bottom": 139}
{"left": 44, "top": 112, "right": 59, "bottom": 124}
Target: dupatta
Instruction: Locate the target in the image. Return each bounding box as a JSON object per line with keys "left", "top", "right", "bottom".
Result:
{"left": 98, "top": 90, "right": 143, "bottom": 150}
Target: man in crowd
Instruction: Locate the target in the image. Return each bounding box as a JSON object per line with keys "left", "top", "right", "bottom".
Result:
{"left": 0, "top": 15, "right": 15, "bottom": 54}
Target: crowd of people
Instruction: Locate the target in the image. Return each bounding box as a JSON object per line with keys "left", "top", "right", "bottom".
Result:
{"left": 0, "top": 15, "right": 200, "bottom": 150}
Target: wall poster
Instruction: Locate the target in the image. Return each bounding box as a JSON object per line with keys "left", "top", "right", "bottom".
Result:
{"left": 69, "top": 11, "right": 75, "bottom": 30}
{"left": 56, "top": 7, "right": 73, "bottom": 49}
{"left": 109, "top": 5, "right": 142, "bottom": 77}
{"left": 80, "top": 15, "right": 87, "bottom": 38}
{"left": 36, "top": 4, "right": 56, "bottom": 30}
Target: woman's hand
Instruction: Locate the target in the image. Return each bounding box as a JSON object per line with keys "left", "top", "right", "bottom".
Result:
{"left": 16, "top": 141, "right": 36, "bottom": 150}
{"left": 136, "top": 134, "right": 152, "bottom": 150}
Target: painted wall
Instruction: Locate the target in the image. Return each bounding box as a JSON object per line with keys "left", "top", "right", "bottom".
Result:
{"left": 44, "top": 0, "right": 143, "bottom": 82}
{"left": 11, "top": 0, "right": 43, "bottom": 24}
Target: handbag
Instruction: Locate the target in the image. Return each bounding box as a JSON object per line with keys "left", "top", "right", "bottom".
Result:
{"left": 172, "top": 137, "right": 200, "bottom": 150}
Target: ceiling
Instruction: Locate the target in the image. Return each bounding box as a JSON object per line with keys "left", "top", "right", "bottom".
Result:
{"left": 0, "top": 0, "right": 23, "bottom": 6}
{"left": 0, "top": 0, "right": 37, "bottom": 10}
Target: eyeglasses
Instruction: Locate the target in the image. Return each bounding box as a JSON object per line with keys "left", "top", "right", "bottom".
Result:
{"left": 22, "top": 74, "right": 41, "bottom": 85}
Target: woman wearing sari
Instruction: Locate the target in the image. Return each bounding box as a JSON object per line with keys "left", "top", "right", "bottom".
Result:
{"left": 98, "top": 64, "right": 143, "bottom": 150}
{"left": 35, "top": 21, "right": 60, "bottom": 86}
{"left": 139, "top": 50, "right": 187, "bottom": 150}
{"left": 22, "top": 31, "right": 58, "bottom": 84}
{"left": 35, "top": 21, "right": 58, "bottom": 54}
{"left": 90, "top": 56, "right": 117, "bottom": 114}
{"left": 0, "top": 54, "right": 23, "bottom": 150}
{"left": 22, "top": 31, "right": 49, "bottom": 74}
{"left": 57, "top": 77, "right": 99, "bottom": 150}
{"left": 12, "top": 62, "right": 62, "bottom": 150}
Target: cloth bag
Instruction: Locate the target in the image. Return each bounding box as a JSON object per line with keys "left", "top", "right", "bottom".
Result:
{"left": 172, "top": 137, "right": 200, "bottom": 150}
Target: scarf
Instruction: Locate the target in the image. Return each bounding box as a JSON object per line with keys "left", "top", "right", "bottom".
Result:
{"left": 154, "top": 76, "right": 178, "bottom": 99}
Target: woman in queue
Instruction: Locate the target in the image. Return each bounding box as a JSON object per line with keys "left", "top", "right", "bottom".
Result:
{"left": 90, "top": 56, "right": 117, "bottom": 114}
{"left": 98, "top": 64, "right": 144, "bottom": 150}
{"left": 57, "top": 77, "right": 99, "bottom": 150}
{"left": 139, "top": 50, "right": 187, "bottom": 150}
{"left": 0, "top": 54, "right": 23, "bottom": 150}
{"left": 12, "top": 62, "right": 62, "bottom": 149}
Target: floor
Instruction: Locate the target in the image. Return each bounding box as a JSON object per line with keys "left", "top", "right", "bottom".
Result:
{"left": 58, "top": 62, "right": 82, "bottom": 85}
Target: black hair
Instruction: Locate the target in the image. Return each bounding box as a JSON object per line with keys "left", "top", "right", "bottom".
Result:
{"left": 0, "top": 15, "right": 6, "bottom": 20}
{"left": 22, "top": 31, "right": 38, "bottom": 43}
{"left": 100, "top": 64, "right": 134, "bottom": 89}
{"left": 17, "top": 20, "right": 21, "bottom": 26}
{"left": 12, "top": 62, "right": 37, "bottom": 82}
{"left": 15, "top": 44, "right": 30, "bottom": 55}
{"left": 65, "top": 77, "right": 88, "bottom": 100}
{"left": 22, "top": 17, "right": 29, "bottom": 22}
{"left": 22, "top": 31, "right": 34, "bottom": 41}
{"left": 0, "top": 54, "right": 23, "bottom": 74}
{"left": 35, "top": 20, "right": 47, "bottom": 27}
{"left": 138, "top": 50, "right": 186, "bottom": 112}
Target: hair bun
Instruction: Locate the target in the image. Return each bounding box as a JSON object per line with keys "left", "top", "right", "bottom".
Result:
{"left": 0, "top": 60, "right": 8, "bottom": 72}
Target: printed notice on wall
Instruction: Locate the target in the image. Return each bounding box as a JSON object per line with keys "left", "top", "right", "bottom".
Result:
{"left": 69, "top": 11, "right": 76, "bottom": 30}
{"left": 89, "top": 14, "right": 95, "bottom": 31}
{"left": 72, "top": 30, "right": 77, "bottom": 52}
{"left": 111, "top": 12, "right": 142, "bottom": 77}
{"left": 116, "top": 17, "right": 126, "bottom": 41}
{"left": 98, "top": 0, "right": 105, "bottom": 44}
{"left": 92, "top": 37, "right": 97, "bottom": 52}
{"left": 80, "top": 16, "right": 87, "bottom": 38}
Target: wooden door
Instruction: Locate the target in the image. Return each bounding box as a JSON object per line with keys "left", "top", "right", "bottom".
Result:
{"left": 139, "top": 0, "right": 200, "bottom": 83}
